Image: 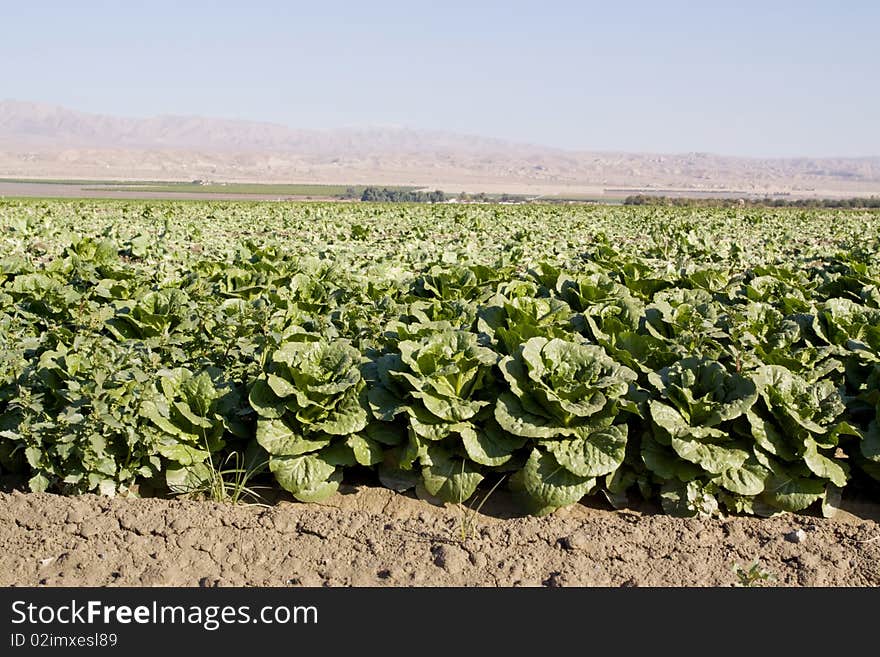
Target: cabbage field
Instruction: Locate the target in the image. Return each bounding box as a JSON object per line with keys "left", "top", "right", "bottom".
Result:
{"left": 1, "top": 199, "right": 879, "bottom": 518}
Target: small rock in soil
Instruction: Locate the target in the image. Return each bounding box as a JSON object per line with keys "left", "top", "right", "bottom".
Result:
{"left": 785, "top": 529, "right": 807, "bottom": 544}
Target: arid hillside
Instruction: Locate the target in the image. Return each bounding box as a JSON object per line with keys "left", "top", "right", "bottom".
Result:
{"left": 2, "top": 100, "right": 879, "bottom": 197}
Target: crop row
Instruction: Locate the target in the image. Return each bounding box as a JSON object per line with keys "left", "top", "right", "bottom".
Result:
{"left": 1, "top": 201, "right": 879, "bottom": 516}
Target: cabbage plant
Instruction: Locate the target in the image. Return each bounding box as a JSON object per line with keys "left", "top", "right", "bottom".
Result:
{"left": 496, "top": 336, "right": 637, "bottom": 513}
{"left": 643, "top": 357, "right": 759, "bottom": 515}
{"left": 367, "top": 330, "right": 507, "bottom": 503}
{"left": 250, "top": 339, "right": 371, "bottom": 502}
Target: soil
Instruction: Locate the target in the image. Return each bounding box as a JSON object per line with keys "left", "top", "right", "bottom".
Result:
{"left": 0, "top": 182, "right": 341, "bottom": 201}
{"left": 2, "top": 485, "right": 879, "bottom": 587}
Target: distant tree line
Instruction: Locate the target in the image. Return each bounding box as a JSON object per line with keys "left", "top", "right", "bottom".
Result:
{"left": 623, "top": 195, "right": 880, "bottom": 208}
{"left": 360, "top": 187, "right": 446, "bottom": 203}
{"left": 456, "top": 192, "right": 490, "bottom": 202}
{"left": 623, "top": 194, "right": 880, "bottom": 208}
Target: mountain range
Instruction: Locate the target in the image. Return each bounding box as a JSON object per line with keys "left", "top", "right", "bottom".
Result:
{"left": 1, "top": 100, "right": 878, "bottom": 197}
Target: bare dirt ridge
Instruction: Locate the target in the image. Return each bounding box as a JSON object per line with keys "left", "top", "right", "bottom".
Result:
{"left": 2, "top": 487, "right": 878, "bottom": 587}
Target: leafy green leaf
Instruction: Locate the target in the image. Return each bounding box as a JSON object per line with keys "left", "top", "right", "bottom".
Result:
{"left": 420, "top": 446, "right": 484, "bottom": 503}
{"left": 542, "top": 424, "right": 628, "bottom": 478}
{"left": 269, "top": 453, "right": 340, "bottom": 502}
{"left": 760, "top": 472, "right": 825, "bottom": 512}
{"left": 517, "top": 448, "right": 595, "bottom": 514}
{"left": 803, "top": 439, "right": 848, "bottom": 487}
{"left": 256, "top": 418, "right": 330, "bottom": 456}
{"left": 347, "top": 434, "right": 384, "bottom": 466}
{"left": 460, "top": 423, "right": 526, "bottom": 467}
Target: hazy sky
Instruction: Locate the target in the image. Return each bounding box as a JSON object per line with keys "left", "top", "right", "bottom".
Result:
{"left": 3, "top": 1, "right": 878, "bottom": 157}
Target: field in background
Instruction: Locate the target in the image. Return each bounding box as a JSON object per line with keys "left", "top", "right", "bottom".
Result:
{"left": 5, "top": 178, "right": 878, "bottom": 206}
{"left": 0, "top": 178, "right": 418, "bottom": 200}
{"left": 84, "top": 182, "right": 418, "bottom": 197}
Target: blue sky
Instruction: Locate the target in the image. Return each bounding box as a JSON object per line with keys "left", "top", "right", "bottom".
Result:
{"left": 2, "top": 1, "right": 877, "bottom": 157}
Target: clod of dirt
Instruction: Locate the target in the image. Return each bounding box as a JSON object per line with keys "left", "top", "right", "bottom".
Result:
{"left": 78, "top": 516, "right": 120, "bottom": 538}
{"left": 542, "top": 571, "right": 566, "bottom": 587}
{"left": 65, "top": 508, "right": 85, "bottom": 524}
{"left": 170, "top": 517, "right": 193, "bottom": 532}
{"left": 785, "top": 529, "right": 808, "bottom": 544}
{"left": 559, "top": 531, "right": 592, "bottom": 551}
{"left": 431, "top": 544, "right": 470, "bottom": 574}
